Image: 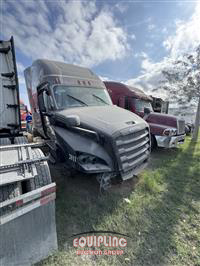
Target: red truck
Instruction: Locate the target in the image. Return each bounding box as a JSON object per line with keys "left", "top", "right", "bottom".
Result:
{"left": 104, "top": 81, "right": 185, "bottom": 148}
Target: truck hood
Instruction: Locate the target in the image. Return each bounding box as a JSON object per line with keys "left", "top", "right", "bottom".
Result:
{"left": 54, "top": 105, "right": 148, "bottom": 136}
{"left": 145, "top": 112, "right": 178, "bottom": 128}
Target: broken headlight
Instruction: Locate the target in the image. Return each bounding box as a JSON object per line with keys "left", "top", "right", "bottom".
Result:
{"left": 77, "top": 152, "right": 106, "bottom": 165}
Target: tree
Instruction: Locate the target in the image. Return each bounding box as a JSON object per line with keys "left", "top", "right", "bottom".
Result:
{"left": 159, "top": 45, "right": 200, "bottom": 141}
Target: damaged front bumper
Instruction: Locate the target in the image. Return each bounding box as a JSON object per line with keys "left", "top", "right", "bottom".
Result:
{"left": 155, "top": 134, "right": 185, "bottom": 148}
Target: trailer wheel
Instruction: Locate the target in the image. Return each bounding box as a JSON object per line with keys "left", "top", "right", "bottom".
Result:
{"left": 0, "top": 137, "right": 11, "bottom": 146}
{"left": 25, "top": 148, "right": 52, "bottom": 191}
{"left": 0, "top": 183, "right": 21, "bottom": 203}
{"left": 14, "top": 136, "right": 28, "bottom": 144}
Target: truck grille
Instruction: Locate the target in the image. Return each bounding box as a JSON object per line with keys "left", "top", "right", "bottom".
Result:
{"left": 115, "top": 127, "right": 150, "bottom": 173}
{"left": 177, "top": 119, "right": 185, "bottom": 135}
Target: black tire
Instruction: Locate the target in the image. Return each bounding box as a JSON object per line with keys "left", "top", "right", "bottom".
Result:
{"left": 151, "top": 134, "right": 157, "bottom": 150}
{"left": 0, "top": 183, "right": 21, "bottom": 203}
{"left": 25, "top": 148, "right": 52, "bottom": 191}
{"left": 0, "top": 138, "right": 11, "bottom": 146}
{"left": 14, "top": 136, "right": 28, "bottom": 144}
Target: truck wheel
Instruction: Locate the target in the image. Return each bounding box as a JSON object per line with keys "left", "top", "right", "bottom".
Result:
{"left": 14, "top": 136, "right": 28, "bottom": 144}
{"left": 151, "top": 134, "right": 157, "bottom": 150}
{"left": 0, "top": 138, "right": 11, "bottom": 146}
{"left": 25, "top": 148, "right": 52, "bottom": 191}
{"left": 0, "top": 183, "right": 21, "bottom": 203}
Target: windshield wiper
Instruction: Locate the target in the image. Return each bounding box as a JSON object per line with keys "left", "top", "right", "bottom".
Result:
{"left": 92, "top": 94, "right": 109, "bottom": 105}
{"left": 67, "top": 94, "right": 88, "bottom": 106}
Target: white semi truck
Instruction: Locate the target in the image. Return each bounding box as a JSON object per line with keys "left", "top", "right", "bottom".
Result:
{"left": 0, "top": 37, "right": 57, "bottom": 265}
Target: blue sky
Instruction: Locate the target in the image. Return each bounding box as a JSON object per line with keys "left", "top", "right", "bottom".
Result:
{"left": 1, "top": 0, "right": 200, "bottom": 106}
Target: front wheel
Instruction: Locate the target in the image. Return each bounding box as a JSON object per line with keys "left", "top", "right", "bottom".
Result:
{"left": 151, "top": 134, "right": 157, "bottom": 150}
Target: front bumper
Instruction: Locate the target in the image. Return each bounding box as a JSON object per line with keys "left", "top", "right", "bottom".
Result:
{"left": 155, "top": 134, "right": 185, "bottom": 148}
{"left": 120, "top": 159, "right": 149, "bottom": 180}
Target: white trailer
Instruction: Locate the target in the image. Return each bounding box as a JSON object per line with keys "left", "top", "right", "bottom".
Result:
{"left": 0, "top": 37, "right": 57, "bottom": 265}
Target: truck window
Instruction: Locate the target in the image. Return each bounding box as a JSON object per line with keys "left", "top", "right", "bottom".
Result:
{"left": 53, "top": 85, "right": 112, "bottom": 109}
{"left": 124, "top": 96, "right": 130, "bottom": 110}
{"left": 133, "top": 98, "right": 153, "bottom": 112}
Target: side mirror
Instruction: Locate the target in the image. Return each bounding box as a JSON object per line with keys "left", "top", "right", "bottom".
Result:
{"left": 65, "top": 115, "right": 80, "bottom": 127}
{"left": 144, "top": 107, "right": 151, "bottom": 115}
{"left": 38, "top": 93, "right": 46, "bottom": 113}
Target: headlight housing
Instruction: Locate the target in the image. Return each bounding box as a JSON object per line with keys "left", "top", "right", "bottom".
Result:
{"left": 163, "top": 128, "right": 177, "bottom": 136}
{"left": 77, "top": 152, "right": 106, "bottom": 165}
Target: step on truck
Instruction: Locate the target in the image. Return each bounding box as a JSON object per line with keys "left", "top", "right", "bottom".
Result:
{"left": 104, "top": 81, "right": 185, "bottom": 149}
{"left": 24, "top": 59, "right": 151, "bottom": 191}
{"left": 0, "top": 37, "right": 57, "bottom": 266}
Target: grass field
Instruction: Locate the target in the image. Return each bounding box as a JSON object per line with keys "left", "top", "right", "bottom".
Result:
{"left": 39, "top": 135, "right": 200, "bottom": 266}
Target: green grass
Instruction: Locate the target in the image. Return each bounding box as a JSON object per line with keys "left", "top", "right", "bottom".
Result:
{"left": 39, "top": 135, "right": 200, "bottom": 266}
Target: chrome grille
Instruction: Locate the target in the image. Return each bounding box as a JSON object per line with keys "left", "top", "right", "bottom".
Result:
{"left": 177, "top": 119, "right": 185, "bottom": 135}
{"left": 115, "top": 127, "right": 150, "bottom": 172}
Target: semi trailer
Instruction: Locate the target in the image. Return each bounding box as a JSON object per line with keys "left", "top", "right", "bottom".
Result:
{"left": 104, "top": 81, "right": 185, "bottom": 149}
{"left": 24, "top": 59, "right": 151, "bottom": 190}
{"left": 0, "top": 37, "right": 57, "bottom": 265}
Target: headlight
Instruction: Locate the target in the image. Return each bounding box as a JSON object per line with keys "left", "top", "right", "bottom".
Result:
{"left": 77, "top": 152, "right": 106, "bottom": 165}
{"left": 163, "top": 128, "right": 177, "bottom": 136}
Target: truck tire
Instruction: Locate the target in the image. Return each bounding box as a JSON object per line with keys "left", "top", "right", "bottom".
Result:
{"left": 0, "top": 183, "right": 21, "bottom": 203}
{"left": 25, "top": 148, "right": 52, "bottom": 191}
{"left": 0, "top": 138, "right": 11, "bottom": 146}
{"left": 14, "top": 136, "right": 28, "bottom": 144}
{"left": 151, "top": 134, "right": 157, "bottom": 150}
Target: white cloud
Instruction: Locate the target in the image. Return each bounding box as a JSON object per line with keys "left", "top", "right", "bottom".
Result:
{"left": 1, "top": 0, "right": 129, "bottom": 68}
{"left": 115, "top": 3, "right": 128, "bottom": 13}
{"left": 130, "top": 34, "right": 136, "bottom": 40}
{"left": 145, "top": 42, "right": 154, "bottom": 48}
{"left": 126, "top": 2, "right": 200, "bottom": 99}
{"left": 162, "top": 39, "right": 172, "bottom": 51}
{"left": 126, "top": 56, "right": 171, "bottom": 99}
{"left": 148, "top": 24, "right": 156, "bottom": 31}
{"left": 134, "top": 51, "right": 148, "bottom": 58}
{"left": 16, "top": 62, "right": 26, "bottom": 85}
{"left": 163, "top": 3, "right": 200, "bottom": 57}
{"left": 162, "top": 27, "right": 168, "bottom": 34}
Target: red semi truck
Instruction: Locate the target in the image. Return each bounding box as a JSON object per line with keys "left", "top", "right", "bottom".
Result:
{"left": 104, "top": 81, "right": 185, "bottom": 149}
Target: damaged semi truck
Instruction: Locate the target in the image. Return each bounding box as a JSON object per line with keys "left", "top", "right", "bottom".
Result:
{"left": 24, "top": 59, "right": 151, "bottom": 190}
{"left": 0, "top": 37, "right": 57, "bottom": 265}
{"left": 104, "top": 81, "right": 185, "bottom": 149}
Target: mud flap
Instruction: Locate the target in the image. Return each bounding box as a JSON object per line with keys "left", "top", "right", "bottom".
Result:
{"left": 0, "top": 201, "right": 57, "bottom": 266}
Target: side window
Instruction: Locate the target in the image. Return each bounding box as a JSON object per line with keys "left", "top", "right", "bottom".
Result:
{"left": 134, "top": 98, "right": 142, "bottom": 112}
{"left": 124, "top": 96, "right": 130, "bottom": 110}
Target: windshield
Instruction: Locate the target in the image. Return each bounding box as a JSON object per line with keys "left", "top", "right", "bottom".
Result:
{"left": 53, "top": 85, "right": 112, "bottom": 109}
{"left": 133, "top": 98, "right": 153, "bottom": 112}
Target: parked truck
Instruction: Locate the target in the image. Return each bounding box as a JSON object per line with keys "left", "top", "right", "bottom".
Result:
{"left": 104, "top": 81, "right": 185, "bottom": 149}
{"left": 0, "top": 37, "right": 57, "bottom": 265}
{"left": 24, "top": 59, "right": 151, "bottom": 190}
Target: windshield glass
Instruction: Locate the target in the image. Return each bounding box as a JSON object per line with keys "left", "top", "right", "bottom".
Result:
{"left": 133, "top": 98, "right": 153, "bottom": 112}
{"left": 53, "top": 85, "right": 112, "bottom": 109}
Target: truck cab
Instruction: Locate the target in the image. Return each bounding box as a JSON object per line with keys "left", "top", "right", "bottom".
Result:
{"left": 24, "top": 60, "right": 151, "bottom": 189}
{"left": 104, "top": 81, "right": 185, "bottom": 149}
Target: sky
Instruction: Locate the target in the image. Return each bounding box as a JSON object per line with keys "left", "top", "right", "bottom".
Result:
{"left": 1, "top": 0, "right": 200, "bottom": 106}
